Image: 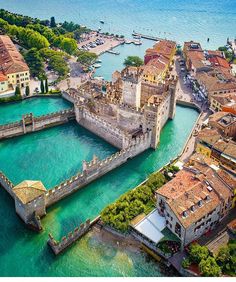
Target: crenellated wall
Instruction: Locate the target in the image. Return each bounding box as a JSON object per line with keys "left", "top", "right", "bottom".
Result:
{"left": 0, "top": 109, "right": 75, "bottom": 140}
{"left": 75, "top": 105, "right": 131, "bottom": 149}
{"left": 47, "top": 217, "right": 99, "bottom": 255}
{"left": 45, "top": 131, "right": 152, "bottom": 207}
{"left": 0, "top": 171, "right": 14, "bottom": 197}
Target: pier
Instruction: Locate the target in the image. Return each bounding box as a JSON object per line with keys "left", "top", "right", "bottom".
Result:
{"left": 132, "top": 31, "right": 164, "bottom": 41}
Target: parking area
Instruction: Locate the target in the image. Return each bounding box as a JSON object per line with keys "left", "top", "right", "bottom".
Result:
{"left": 78, "top": 32, "right": 123, "bottom": 55}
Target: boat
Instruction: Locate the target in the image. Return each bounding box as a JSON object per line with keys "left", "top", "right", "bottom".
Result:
{"left": 106, "top": 50, "right": 120, "bottom": 55}
{"left": 94, "top": 76, "right": 104, "bottom": 81}
{"left": 95, "top": 59, "right": 102, "bottom": 63}
{"left": 100, "top": 20, "right": 104, "bottom": 24}
{"left": 93, "top": 63, "right": 102, "bottom": 68}
{"left": 133, "top": 40, "right": 142, "bottom": 45}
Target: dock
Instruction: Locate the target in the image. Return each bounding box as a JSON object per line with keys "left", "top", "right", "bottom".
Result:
{"left": 106, "top": 49, "right": 120, "bottom": 55}
{"left": 132, "top": 31, "right": 164, "bottom": 41}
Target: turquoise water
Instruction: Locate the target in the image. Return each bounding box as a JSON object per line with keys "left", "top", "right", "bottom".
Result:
{"left": 1, "top": 0, "right": 234, "bottom": 81}
{"left": 0, "top": 97, "right": 72, "bottom": 125}
{"left": 0, "top": 121, "right": 117, "bottom": 189}
{"left": 1, "top": 0, "right": 235, "bottom": 50}
{"left": 0, "top": 105, "right": 199, "bottom": 276}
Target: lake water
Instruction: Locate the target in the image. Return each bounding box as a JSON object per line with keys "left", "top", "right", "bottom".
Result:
{"left": 0, "top": 97, "right": 72, "bottom": 125}
{"left": 0, "top": 0, "right": 228, "bottom": 276}
{"left": 0, "top": 103, "right": 199, "bottom": 276}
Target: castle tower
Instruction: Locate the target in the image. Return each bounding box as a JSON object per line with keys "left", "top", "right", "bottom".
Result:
{"left": 121, "top": 67, "right": 142, "bottom": 109}
{"left": 144, "top": 104, "right": 161, "bottom": 149}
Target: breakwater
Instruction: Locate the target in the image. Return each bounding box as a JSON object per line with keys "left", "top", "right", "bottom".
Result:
{"left": 0, "top": 108, "right": 75, "bottom": 140}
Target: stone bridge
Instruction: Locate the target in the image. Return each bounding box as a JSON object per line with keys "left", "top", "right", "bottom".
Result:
{"left": 0, "top": 108, "right": 75, "bottom": 140}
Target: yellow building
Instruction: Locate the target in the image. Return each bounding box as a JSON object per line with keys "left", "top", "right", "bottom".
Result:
{"left": 142, "top": 56, "right": 169, "bottom": 84}
{"left": 195, "top": 142, "right": 212, "bottom": 158}
{"left": 0, "top": 35, "right": 30, "bottom": 95}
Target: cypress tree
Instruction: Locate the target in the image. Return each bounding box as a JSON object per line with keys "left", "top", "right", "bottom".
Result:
{"left": 40, "top": 80, "right": 45, "bottom": 94}
{"left": 25, "top": 85, "right": 30, "bottom": 96}
{"left": 50, "top": 16, "right": 56, "bottom": 28}
{"left": 15, "top": 86, "right": 21, "bottom": 96}
{"left": 45, "top": 78, "right": 49, "bottom": 93}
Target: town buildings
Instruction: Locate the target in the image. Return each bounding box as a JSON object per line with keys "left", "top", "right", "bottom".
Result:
{"left": 208, "top": 111, "right": 236, "bottom": 139}
{"left": 183, "top": 41, "right": 236, "bottom": 101}
{"left": 155, "top": 154, "right": 235, "bottom": 247}
{"left": 0, "top": 35, "right": 30, "bottom": 96}
{"left": 143, "top": 40, "right": 176, "bottom": 84}
{"left": 195, "top": 127, "right": 236, "bottom": 171}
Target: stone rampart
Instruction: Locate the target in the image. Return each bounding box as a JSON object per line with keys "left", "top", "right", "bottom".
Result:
{"left": 45, "top": 131, "right": 152, "bottom": 207}
{"left": 0, "top": 171, "right": 14, "bottom": 197}
{"left": 47, "top": 217, "right": 99, "bottom": 255}
{"left": 0, "top": 108, "right": 75, "bottom": 140}
{"left": 76, "top": 107, "right": 131, "bottom": 149}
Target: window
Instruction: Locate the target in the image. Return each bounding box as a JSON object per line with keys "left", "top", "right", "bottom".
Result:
{"left": 198, "top": 200, "right": 203, "bottom": 207}
{"left": 183, "top": 211, "right": 188, "bottom": 218}
{"left": 191, "top": 205, "right": 195, "bottom": 212}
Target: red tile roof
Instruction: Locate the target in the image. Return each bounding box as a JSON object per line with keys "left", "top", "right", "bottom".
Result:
{"left": 0, "top": 35, "right": 29, "bottom": 75}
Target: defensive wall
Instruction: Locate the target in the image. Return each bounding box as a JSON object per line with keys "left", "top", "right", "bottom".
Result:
{"left": 75, "top": 105, "right": 132, "bottom": 149}
{"left": 0, "top": 108, "right": 75, "bottom": 140}
{"left": 48, "top": 217, "right": 100, "bottom": 255}
{"left": 45, "top": 130, "right": 152, "bottom": 207}
{"left": 0, "top": 171, "right": 14, "bottom": 197}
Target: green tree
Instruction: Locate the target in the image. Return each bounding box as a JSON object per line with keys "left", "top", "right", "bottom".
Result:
{"left": 45, "top": 78, "right": 48, "bottom": 93}
{"left": 40, "top": 80, "right": 45, "bottom": 94}
{"left": 50, "top": 16, "right": 56, "bottom": 28}
{"left": 24, "top": 48, "right": 45, "bottom": 78}
{"left": 25, "top": 85, "right": 30, "bottom": 96}
{"left": 189, "top": 244, "right": 209, "bottom": 264}
{"left": 182, "top": 258, "right": 191, "bottom": 269}
{"left": 199, "top": 257, "right": 221, "bottom": 277}
{"left": 77, "top": 51, "right": 98, "bottom": 66}
{"left": 124, "top": 56, "right": 144, "bottom": 67}
{"left": 146, "top": 172, "right": 166, "bottom": 192}
{"left": 60, "top": 37, "right": 78, "bottom": 55}
{"left": 15, "top": 86, "right": 21, "bottom": 96}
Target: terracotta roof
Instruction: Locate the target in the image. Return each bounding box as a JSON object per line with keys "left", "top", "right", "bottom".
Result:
{"left": 13, "top": 180, "right": 46, "bottom": 204}
{"left": 196, "top": 71, "right": 236, "bottom": 92}
{"left": 212, "top": 93, "right": 236, "bottom": 106}
{"left": 208, "top": 56, "right": 230, "bottom": 69}
{"left": 0, "top": 71, "right": 7, "bottom": 82}
{"left": 156, "top": 166, "right": 233, "bottom": 228}
{"left": 222, "top": 141, "right": 236, "bottom": 159}
{"left": 197, "top": 128, "right": 221, "bottom": 145}
{"left": 142, "top": 57, "right": 167, "bottom": 76}
{"left": 0, "top": 35, "right": 29, "bottom": 75}
{"left": 145, "top": 40, "right": 176, "bottom": 59}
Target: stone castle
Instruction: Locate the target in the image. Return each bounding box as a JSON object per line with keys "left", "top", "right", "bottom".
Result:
{"left": 0, "top": 65, "right": 177, "bottom": 230}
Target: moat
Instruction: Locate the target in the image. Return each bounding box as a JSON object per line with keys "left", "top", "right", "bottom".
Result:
{"left": 0, "top": 97, "right": 199, "bottom": 276}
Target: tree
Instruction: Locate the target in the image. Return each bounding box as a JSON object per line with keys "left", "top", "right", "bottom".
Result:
{"left": 146, "top": 172, "right": 166, "bottom": 192}
{"left": 199, "top": 257, "right": 221, "bottom": 277}
{"left": 50, "top": 16, "right": 56, "bottom": 28}
{"left": 15, "top": 86, "right": 21, "bottom": 96}
{"left": 77, "top": 51, "right": 98, "bottom": 66}
{"left": 25, "top": 85, "right": 30, "bottom": 96}
{"left": 24, "top": 48, "right": 45, "bottom": 78}
{"left": 40, "top": 80, "right": 45, "bottom": 94}
{"left": 182, "top": 258, "right": 191, "bottom": 269}
{"left": 45, "top": 78, "right": 48, "bottom": 93}
{"left": 189, "top": 244, "right": 209, "bottom": 264}
{"left": 124, "top": 56, "right": 144, "bottom": 67}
